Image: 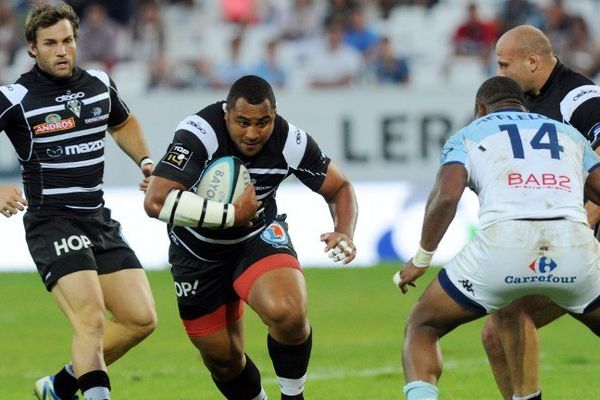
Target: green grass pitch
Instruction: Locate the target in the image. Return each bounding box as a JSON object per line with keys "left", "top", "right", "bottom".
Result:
{"left": 1, "top": 265, "right": 599, "bottom": 399}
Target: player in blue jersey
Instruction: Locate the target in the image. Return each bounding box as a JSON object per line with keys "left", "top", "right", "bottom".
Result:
{"left": 396, "top": 76, "right": 600, "bottom": 400}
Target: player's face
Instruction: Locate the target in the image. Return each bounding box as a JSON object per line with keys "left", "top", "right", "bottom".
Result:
{"left": 28, "top": 19, "right": 76, "bottom": 79}
{"left": 225, "top": 98, "right": 276, "bottom": 157}
{"left": 495, "top": 41, "right": 531, "bottom": 92}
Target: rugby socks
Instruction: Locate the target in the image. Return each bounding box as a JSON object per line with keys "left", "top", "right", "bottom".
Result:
{"left": 53, "top": 362, "right": 79, "bottom": 399}
{"left": 513, "top": 391, "right": 542, "bottom": 400}
{"left": 403, "top": 380, "right": 439, "bottom": 400}
{"left": 78, "top": 370, "right": 111, "bottom": 400}
{"left": 267, "top": 329, "right": 312, "bottom": 400}
{"left": 213, "top": 354, "right": 268, "bottom": 400}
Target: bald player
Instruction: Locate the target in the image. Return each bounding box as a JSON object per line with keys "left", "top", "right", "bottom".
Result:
{"left": 483, "top": 24, "right": 600, "bottom": 400}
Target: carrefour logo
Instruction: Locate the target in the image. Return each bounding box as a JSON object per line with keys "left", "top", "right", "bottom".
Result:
{"left": 529, "top": 256, "right": 557, "bottom": 273}
{"left": 505, "top": 256, "right": 576, "bottom": 284}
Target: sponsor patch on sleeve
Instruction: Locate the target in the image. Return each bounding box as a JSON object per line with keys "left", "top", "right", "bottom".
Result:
{"left": 161, "top": 143, "right": 192, "bottom": 170}
{"left": 590, "top": 122, "right": 600, "bottom": 148}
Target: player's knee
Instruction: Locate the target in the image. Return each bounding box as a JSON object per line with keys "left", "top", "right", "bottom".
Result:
{"left": 73, "top": 308, "right": 106, "bottom": 339}
{"left": 261, "top": 298, "right": 307, "bottom": 334}
{"left": 203, "top": 351, "right": 245, "bottom": 380}
{"left": 127, "top": 308, "right": 158, "bottom": 341}
{"left": 481, "top": 319, "right": 503, "bottom": 356}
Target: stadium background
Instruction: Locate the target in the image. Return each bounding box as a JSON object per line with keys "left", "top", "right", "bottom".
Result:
{"left": 2, "top": 1, "right": 600, "bottom": 398}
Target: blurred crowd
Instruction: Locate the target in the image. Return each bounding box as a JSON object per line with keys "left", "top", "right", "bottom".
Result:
{"left": 1, "top": 0, "right": 599, "bottom": 91}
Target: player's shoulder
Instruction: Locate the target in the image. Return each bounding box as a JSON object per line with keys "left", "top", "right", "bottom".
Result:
{"left": 0, "top": 83, "right": 28, "bottom": 105}
{"left": 83, "top": 68, "right": 112, "bottom": 86}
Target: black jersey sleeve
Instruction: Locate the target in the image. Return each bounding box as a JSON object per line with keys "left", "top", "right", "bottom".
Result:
{"left": 106, "top": 76, "right": 131, "bottom": 127}
{"left": 152, "top": 129, "right": 209, "bottom": 189}
{"left": 292, "top": 133, "right": 331, "bottom": 191}
{"left": 569, "top": 96, "right": 600, "bottom": 149}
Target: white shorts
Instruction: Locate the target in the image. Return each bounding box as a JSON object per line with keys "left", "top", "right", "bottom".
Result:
{"left": 442, "top": 219, "right": 600, "bottom": 314}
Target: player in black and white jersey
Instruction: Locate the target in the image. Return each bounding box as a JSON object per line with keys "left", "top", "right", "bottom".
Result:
{"left": 145, "top": 75, "right": 358, "bottom": 400}
{"left": 1, "top": 4, "right": 157, "bottom": 400}
{"left": 481, "top": 25, "right": 600, "bottom": 400}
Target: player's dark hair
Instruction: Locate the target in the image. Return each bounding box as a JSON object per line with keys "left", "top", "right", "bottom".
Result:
{"left": 475, "top": 76, "right": 525, "bottom": 108}
{"left": 25, "top": 2, "right": 79, "bottom": 56}
{"left": 226, "top": 75, "right": 276, "bottom": 111}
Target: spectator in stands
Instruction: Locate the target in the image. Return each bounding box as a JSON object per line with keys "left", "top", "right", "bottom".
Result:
{"left": 559, "top": 15, "right": 600, "bottom": 77}
{"left": 132, "top": 0, "right": 172, "bottom": 89}
{"left": 497, "top": 0, "right": 544, "bottom": 34}
{"left": 324, "top": 0, "right": 357, "bottom": 29}
{"left": 543, "top": 0, "right": 572, "bottom": 55}
{"left": 219, "top": 0, "right": 262, "bottom": 25}
{"left": 370, "top": 36, "right": 409, "bottom": 85}
{"left": 0, "top": 0, "right": 21, "bottom": 83}
{"left": 252, "top": 39, "right": 288, "bottom": 88}
{"left": 451, "top": 2, "right": 498, "bottom": 75}
{"left": 375, "top": 0, "right": 399, "bottom": 19}
{"left": 303, "top": 17, "right": 363, "bottom": 89}
{"left": 210, "top": 29, "right": 251, "bottom": 89}
{"left": 276, "top": 0, "right": 321, "bottom": 42}
{"left": 344, "top": 5, "right": 380, "bottom": 60}
{"left": 77, "top": 2, "right": 119, "bottom": 72}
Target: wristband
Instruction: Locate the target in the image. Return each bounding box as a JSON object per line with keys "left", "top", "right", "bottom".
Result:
{"left": 412, "top": 245, "right": 436, "bottom": 268}
{"left": 139, "top": 156, "right": 154, "bottom": 168}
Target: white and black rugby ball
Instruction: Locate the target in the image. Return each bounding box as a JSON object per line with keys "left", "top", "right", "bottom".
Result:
{"left": 195, "top": 156, "right": 251, "bottom": 203}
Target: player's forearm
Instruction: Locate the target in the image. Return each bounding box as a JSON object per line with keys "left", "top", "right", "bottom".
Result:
{"left": 419, "top": 188, "right": 459, "bottom": 251}
{"left": 110, "top": 114, "right": 152, "bottom": 166}
{"left": 327, "top": 182, "right": 358, "bottom": 239}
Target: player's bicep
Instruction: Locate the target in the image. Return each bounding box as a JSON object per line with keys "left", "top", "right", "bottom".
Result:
{"left": 435, "top": 163, "right": 468, "bottom": 203}
{"left": 317, "top": 161, "right": 351, "bottom": 202}
{"left": 153, "top": 132, "right": 208, "bottom": 189}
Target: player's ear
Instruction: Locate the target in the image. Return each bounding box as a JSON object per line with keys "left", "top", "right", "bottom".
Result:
{"left": 27, "top": 42, "right": 37, "bottom": 58}
{"left": 527, "top": 53, "right": 540, "bottom": 73}
{"left": 475, "top": 102, "right": 486, "bottom": 118}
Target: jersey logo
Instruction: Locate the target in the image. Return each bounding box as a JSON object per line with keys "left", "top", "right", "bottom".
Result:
{"left": 260, "top": 221, "right": 289, "bottom": 246}
{"left": 46, "top": 146, "right": 64, "bottom": 158}
{"left": 67, "top": 98, "right": 82, "bottom": 117}
{"left": 34, "top": 115, "right": 75, "bottom": 135}
{"left": 162, "top": 143, "right": 192, "bottom": 170}
{"left": 55, "top": 91, "right": 85, "bottom": 102}
{"left": 84, "top": 107, "right": 108, "bottom": 124}
{"left": 529, "top": 256, "right": 557, "bottom": 273}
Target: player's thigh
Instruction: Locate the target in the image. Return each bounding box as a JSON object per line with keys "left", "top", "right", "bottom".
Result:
{"left": 23, "top": 212, "right": 98, "bottom": 291}
{"left": 498, "top": 295, "right": 566, "bottom": 328}
{"left": 99, "top": 269, "right": 156, "bottom": 325}
{"left": 170, "top": 245, "right": 243, "bottom": 338}
{"left": 570, "top": 303, "right": 600, "bottom": 336}
{"left": 233, "top": 216, "right": 305, "bottom": 316}
{"left": 408, "top": 274, "right": 483, "bottom": 334}
{"left": 189, "top": 317, "right": 245, "bottom": 365}
{"left": 51, "top": 270, "right": 105, "bottom": 323}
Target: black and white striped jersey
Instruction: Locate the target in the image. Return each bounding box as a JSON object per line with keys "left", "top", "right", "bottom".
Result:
{"left": 153, "top": 101, "right": 331, "bottom": 260}
{"left": 0, "top": 66, "right": 130, "bottom": 211}
{"left": 525, "top": 60, "right": 600, "bottom": 149}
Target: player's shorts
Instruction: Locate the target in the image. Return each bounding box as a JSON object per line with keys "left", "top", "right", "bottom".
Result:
{"left": 169, "top": 215, "right": 301, "bottom": 337}
{"left": 24, "top": 207, "right": 142, "bottom": 291}
{"left": 441, "top": 219, "right": 600, "bottom": 314}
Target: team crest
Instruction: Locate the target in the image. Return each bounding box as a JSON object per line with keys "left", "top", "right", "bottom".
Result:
{"left": 67, "top": 99, "right": 82, "bottom": 117}
{"left": 260, "top": 221, "right": 289, "bottom": 246}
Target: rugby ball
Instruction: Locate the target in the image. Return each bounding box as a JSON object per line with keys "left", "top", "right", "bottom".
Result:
{"left": 195, "top": 156, "right": 251, "bottom": 203}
